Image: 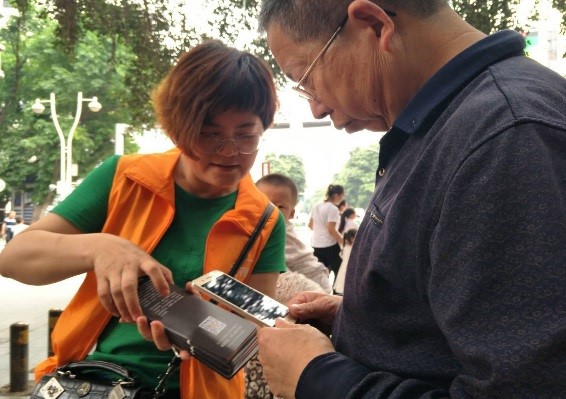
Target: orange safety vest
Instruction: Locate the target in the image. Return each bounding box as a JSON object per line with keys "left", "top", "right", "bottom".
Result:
{"left": 35, "top": 148, "right": 279, "bottom": 399}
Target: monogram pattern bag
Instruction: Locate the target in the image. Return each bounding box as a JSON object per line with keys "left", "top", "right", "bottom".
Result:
{"left": 30, "top": 361, "right": 154, "bottom": 399}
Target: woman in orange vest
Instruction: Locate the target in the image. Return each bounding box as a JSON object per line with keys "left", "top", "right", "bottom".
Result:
{"left": 0, "top": 40, "right": 285, "bottom": 398}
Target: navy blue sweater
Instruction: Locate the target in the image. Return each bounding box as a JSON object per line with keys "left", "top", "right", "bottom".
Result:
{"left": 297, "top": 31, "right": 566, "bottom": 398}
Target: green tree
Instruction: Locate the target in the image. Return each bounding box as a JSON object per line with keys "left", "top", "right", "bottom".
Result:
{"left": 263, "top": 153, "right": 306, "bottom": 193}
{"left": 452, "top": 0, "right": 520, "bottom": 34}
{"left": 0, "top": 2, "right": 135, "bottom": 216}
{"left": 35, "top": 0, "right": 194, "bottom": 126}
{"left": 453, "top": 1, "right": 565, "bottom": 34}
{"left": 334, "top": 145, "right": 380, "bottom": 210}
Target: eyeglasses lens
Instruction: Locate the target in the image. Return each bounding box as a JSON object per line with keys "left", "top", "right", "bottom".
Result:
{"left": 196, "top": 134, "right": 261, "bottom": 155}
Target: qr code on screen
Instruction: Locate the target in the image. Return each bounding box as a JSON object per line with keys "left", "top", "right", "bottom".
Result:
{"left": 199, "top": 316, "right": 227, "bottom": 335}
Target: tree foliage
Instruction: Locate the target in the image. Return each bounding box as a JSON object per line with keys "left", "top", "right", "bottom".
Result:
{"left": 263, "top": 153, "right": 306, "bottom": 193}
{"left": 452, "top": 0, "right": 520, "bottom": 34}
{"left": 13, "top": 0, "right": 565, "bottom": 107}
{"left": 35, "top": 0, "right": 199, "bottom": 127}
{"left": 333, "top": 145, "right": 380, "bottom": 210}
{"left": 453, "top": 0, "right": 565, "bottom": 34}
{"left": 0, "top": 2, "right": 135, "bottom": 211}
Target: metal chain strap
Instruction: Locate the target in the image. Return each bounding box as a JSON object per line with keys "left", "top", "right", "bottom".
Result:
{"left": 153, "top": 348, "right": 182, "bottom": 399}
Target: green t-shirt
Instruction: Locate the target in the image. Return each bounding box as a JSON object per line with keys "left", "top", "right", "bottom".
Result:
{"left": 52, "top": 155, "right": 286, "bottom": 386}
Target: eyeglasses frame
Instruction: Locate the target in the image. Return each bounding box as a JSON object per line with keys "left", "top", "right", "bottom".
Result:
{"left": 195, "top": 134, "right": 263, "bottom": 155}
{"left": 292, "top": 10, "right": 397, "bottom": 101}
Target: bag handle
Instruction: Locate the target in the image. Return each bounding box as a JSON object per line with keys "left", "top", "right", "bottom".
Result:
{"left": 228, "top": 203, "right": 275, "bottom": 277}
{"left": 59, "top": 360, "right": 135, "bottom": 383}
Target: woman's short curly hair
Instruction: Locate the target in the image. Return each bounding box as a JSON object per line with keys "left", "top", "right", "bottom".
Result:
{"left": 152, "top": 40, "right": 278, "bottom": 156}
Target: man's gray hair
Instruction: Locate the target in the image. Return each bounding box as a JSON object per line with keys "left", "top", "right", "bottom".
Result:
{"left": 258, "top": 0, "right": 449, "bottom": 43}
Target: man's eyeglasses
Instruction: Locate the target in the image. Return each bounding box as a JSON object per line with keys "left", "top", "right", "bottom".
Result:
{"left": 195, "top": 133, "right": 262, "bottom": 155}
{"left": 292, "top": 10, "right": 397, "bottom": 101}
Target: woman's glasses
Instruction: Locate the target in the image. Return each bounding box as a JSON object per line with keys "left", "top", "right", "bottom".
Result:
{"left": 195, "top": 134, "right": 262, "bottom": 155}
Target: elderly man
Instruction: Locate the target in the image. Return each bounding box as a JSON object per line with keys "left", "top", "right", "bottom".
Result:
{"left": 257, "top": 1, "right": 566, "bottom": 398}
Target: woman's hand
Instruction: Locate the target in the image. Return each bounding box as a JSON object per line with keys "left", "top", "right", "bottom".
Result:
{"left": 135, "top": 317, "right": 192, "bottom": 360}
{"left": 92, "top": 234, "right": 173, "bottom": 322}
{"left": 136, "top": 282, "right": 200, "bottom": 359}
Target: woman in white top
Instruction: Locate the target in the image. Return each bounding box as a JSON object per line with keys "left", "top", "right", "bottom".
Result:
{"left": 309, "top": 184, "right": 345, "bottom": 277}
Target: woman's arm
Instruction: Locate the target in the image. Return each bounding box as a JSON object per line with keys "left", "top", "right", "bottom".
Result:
{"left": 247, "top": 211, "right": 286, "bottom": 298}
{"left": 0, "top": 213, "right": 172, "bottom": 322}
{"left": 247, "top": 272, "right": 279, "bottom": 298}
{"left": 0, "top": 213, "right": 98, "bottom": 284}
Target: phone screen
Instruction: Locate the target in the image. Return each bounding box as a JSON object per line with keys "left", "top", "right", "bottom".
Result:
{"left": 201, "top": 273, "right": 289, "bottom": 327}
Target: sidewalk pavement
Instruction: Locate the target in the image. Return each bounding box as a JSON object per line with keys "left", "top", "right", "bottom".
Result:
{"left": 0, "top": 238, "right": 82, "bottom": 397}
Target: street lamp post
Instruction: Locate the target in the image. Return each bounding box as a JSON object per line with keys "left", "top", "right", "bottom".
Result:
{"left": 32, "top": 92, "right": 102, "bottom": 199}
{"left": 0, "top": 42, "right": 5, "bottom": 78}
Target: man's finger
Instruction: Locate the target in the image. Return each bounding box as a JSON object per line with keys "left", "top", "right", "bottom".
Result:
{"left": 274, "top": 318, "right": 301, "bottom": 328}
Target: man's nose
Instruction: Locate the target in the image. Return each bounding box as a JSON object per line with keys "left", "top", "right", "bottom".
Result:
{"left": 308, "top": 99, "right": 332, "bottom": 120}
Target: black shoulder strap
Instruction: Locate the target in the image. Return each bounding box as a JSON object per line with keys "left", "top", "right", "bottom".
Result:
{"left": 229, "top": 202, "right": 276, "bottom": 277}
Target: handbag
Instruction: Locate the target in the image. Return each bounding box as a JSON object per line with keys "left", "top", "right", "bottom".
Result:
{"left": 30, "top": 360, "right": 154, "bottom": 399}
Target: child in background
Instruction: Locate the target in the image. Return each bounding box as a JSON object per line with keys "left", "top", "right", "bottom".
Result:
{"left": 333, "top": 228, "right": 357, "bottom": 295}
{"left": 256, "top": 173, "right": 332, "bottom": 293}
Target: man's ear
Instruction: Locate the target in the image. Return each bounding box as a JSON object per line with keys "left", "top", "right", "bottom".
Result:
{"left": 290, "top": 208, "right": 296, "bottom": 220}
{"left": 348, "top": 0, "right": 395, "bottom": 51}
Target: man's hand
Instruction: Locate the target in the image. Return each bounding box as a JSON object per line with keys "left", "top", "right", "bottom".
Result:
{"left": 258, "top": 318, "right": 335, "bottom": 399}
{"left": 288, "top": 291, "right": 343, "bottom": 326}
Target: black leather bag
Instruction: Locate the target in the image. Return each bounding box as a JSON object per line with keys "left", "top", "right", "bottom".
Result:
{"left": 31, "top": 361, "right": 154, "bottom": 399}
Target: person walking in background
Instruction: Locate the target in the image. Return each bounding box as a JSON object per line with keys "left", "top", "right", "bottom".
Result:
{"left": 337, "top": 207, "right": 357, "bottom": 236}
{"left": 308, "top": 184, "right": 344, "bottom": 277}
{"left": 256, "top": 0, "right": 565, "bottom": 398}
{"left": 10, "top": 216, "right": 29, "bottom": 237}
{"left": 0, "top": 40, "right": 286, "bottom": 399}
{"left": 333, "top": 228, "right": 357, "bottom": 296}
{"left": 256, "top": 173, "right": 332, "bottom": 293}
{"left": 1, "top": 211, "right": 16, "bottom": 244}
